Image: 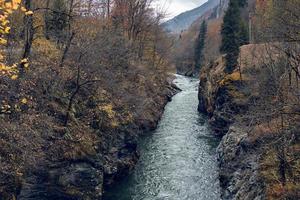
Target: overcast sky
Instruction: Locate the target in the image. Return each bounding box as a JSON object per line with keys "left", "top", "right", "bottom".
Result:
{"left": 153, "top": 0, "right": 208, "bottom": 20}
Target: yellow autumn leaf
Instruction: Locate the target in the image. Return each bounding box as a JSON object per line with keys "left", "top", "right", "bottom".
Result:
{"left": 0, "top": 38, "right": 7, "bottom": 45}
{"left": 5, "top": 3, "right": 12, "bottom": 9}
{"left": 4, "top": 27, "right": 10, "bottom": 33}
{"left": 24, "top": 63, "right": 29, "bottom": 68}
{"left": 25, "top": 11, "right": 33, "bottom": 15}
{"left": 21, "top": 7, "right": 27, "bottom": 12}
{"left": 2, "top": 20, "right": 9, "bottom": 26}
{"left": 21, "top": 98, "right": 28, "bottom": 104}
{"left": 21, "top": 58, "right": 28, "bottom": 63}
{"left": 11, "top": 74, "right": 18, "bottom": 80}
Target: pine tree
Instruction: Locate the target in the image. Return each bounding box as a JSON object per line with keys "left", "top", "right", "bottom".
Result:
{"left": 220, "top": 0, "right": 248, "bottom": 73}
{"left": 238, "top": 0, "right": 247, "bottom": 7}
{"left": 238, "top": 20, "right": 249, "bottom": 46}
{"left": 194, "top": 20, "right": 207, "bottom": 74}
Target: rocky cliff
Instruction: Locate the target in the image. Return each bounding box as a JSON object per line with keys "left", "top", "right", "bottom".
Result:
{"left": 198, "top": 44, "right": 300, "bottom": 199}
{"left": 198, "top": 50, "right": 264, "bottom": 200}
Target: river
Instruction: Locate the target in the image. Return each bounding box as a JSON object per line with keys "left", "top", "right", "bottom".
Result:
{"left": 103, "top": 75, "right": 221, "bottom": 200}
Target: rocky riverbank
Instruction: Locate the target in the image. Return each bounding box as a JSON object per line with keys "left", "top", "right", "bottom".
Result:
{"left": 102, "top": 77, "right": 180, "bottom": 188}
{"left": 198, "top": 55, "right": 265, "bottom": 200}
{"left": 0, "top": 67, "right": 180, "bottom": 200}
{"left": 198, "top": 44, "right": 300, "bottom": 199}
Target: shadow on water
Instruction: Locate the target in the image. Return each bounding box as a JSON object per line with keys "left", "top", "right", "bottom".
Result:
{"left": 103, "top": 75, "right": 221, "bottom": 200}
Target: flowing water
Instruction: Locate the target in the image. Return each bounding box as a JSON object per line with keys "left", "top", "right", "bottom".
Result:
{"left": 103, "top": 75, "right": 221, "bottom": 200}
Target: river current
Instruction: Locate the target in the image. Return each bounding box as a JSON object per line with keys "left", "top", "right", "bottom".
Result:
{"left": 103, "top": 75, "right": 221, "bottom": 200}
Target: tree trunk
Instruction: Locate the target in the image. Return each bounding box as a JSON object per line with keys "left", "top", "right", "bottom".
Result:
{"left": 107, "top": 0, "right": 110, "bottom": 18}
{"left": 21, "top": 0, "right": 34, "bottom": 75}
{"left": 60, "top": 32, "right": 75, "bottom": 68}
{"left": 44, "top": 0, "right": 51, "bottom": 39}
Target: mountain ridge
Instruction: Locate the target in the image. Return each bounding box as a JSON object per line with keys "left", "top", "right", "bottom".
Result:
{"left": 162, "top": 0, "right": 220, "bottom": 33}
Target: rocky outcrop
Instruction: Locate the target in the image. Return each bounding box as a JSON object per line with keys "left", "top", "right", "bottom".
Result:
{"left": 199, "top": 44, "right": 300, "bottom": 199}
{"left": 217, "top": 126, "right": 265, "bottom": 200}
{"left": 198, "top": 47, "right": 265, "bottom": 199}
{"left": 198, "top": 56, "right": 249, "bottom": 137}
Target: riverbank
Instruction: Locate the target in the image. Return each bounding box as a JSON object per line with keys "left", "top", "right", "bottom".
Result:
{"left": 0, "top": 67, "right": 179, "bottom": 199}
{"left": 198, "top": 44, "right": 300, "bottom": 199}
{"left": 102, "top": 74, "right": 181, "bottom": 188}
{"left": 198, "top": 54, "right": 265, "bottom": 199}
{"left": 104, "top": 75, "right": 220, "bottom": 200}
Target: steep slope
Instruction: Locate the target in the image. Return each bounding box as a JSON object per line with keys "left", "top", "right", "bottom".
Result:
{"left": 171, "top": 0, "right": 232, "bottom": 75}
{"left": 0, "top": 31, "right": 180, "bottom": 199}
{"left": 162, "top": 0, "right": 220, "bottom": 34}
{"left": 198, "top": 44, "right": 300, "bottom": 199}
{"left": 0, "top": 64, "right": 179, "bottom": 199}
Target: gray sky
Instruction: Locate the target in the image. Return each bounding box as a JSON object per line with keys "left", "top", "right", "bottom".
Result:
{"left": 153, "top": 0, "right": 208, "bottom": 20}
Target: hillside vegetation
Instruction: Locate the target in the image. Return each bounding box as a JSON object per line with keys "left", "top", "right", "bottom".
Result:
{"left": 162, "top": 0, "right": 219, "bottom": 34}
{"left": 0, "top": 0, "right": 178, "bottom": 199}
{"left": 197, "top": 0, "right": 300, "bottom": 199}
{"left": 172, "top": 0, "right": 258, "bottom": 76}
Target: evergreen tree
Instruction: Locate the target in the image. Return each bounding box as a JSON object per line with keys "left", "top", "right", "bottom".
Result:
{"left": 220, "top": 0, "right": 248, "bottom": 73}
{"left": 238, "top": 20, "right": 249, "bottom": 46}
{"left": 238, "top": 0, "right": 247, "bottom": 7}
{"left": 194, "top": 20, "right": 207, "bottom": 73}
{"left": 46, "top": 0, "right": 68, "bottom": 44}
{"left": 220, "top": 0, "right": 241, "bottom": 73}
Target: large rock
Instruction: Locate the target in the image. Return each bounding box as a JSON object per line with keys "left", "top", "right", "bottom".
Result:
{"left": 217, "top": 127, "right": 265, "bottom": 200}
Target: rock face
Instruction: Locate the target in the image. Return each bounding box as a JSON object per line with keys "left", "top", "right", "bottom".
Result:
{"left": 199, "top": 44, "right": 300, "bottom": 200}
{"left": 217, "top": 127, "right": 265, "bottom": 200}
{"left": 198, "top": 56, "right": 248, "bottom": 137}
{"left": 198, "top": 53, "right": 265, "bottom": 199}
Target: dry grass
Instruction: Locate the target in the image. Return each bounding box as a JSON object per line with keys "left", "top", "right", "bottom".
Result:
{"left": 261, "top": 144, "right": 300, "bottom": 200}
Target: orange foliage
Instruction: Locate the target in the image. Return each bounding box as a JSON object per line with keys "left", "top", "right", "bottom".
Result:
{"left": 0, "top": 0, "right": 30, "bottom": 79}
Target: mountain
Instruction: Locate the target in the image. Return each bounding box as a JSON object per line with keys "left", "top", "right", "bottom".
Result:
{"left": 162, "top": 0, "right": 220, "bottom": 33}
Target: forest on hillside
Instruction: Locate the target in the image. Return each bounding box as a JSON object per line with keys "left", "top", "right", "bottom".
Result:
{"left": 0, "top": 0, "right": 299, "bottom": 199}
{"left": 0, "top": 0, "right": 179, "bottom": 199}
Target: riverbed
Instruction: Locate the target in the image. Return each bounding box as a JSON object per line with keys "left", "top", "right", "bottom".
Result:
{"left": 103, "top": 75, "right": 221, "bottom": 200}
